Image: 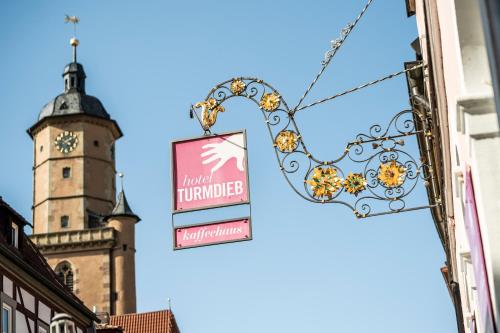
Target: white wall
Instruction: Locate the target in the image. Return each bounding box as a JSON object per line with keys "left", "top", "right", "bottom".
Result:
{"left": 415, "top": 0, "right": 500, "bottom": 332}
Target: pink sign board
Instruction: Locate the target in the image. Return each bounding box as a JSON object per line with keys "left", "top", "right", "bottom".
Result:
{"left": 172, "top": 131, "right": 249, "bottom": 212}
{"left": 174, "top": 218, "right": 252, "bottom": 249}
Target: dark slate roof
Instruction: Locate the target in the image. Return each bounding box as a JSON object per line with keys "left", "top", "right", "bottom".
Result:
{"left": 107, "top": 191, "right": 140, "bottom": 222}
{"left": 38, "top": 92, "right": 110, "bottom": 121}
{"left": 0, "top": 197, "right": 98, "bottom": 321}
{"left": 37, "top": 61, "right": 110, "bottom": 122}
{"left": 63, "top": 62, "right": 85, "bottom": 76}
{"left": 0, "top": 197, "right": 30, "bottom": 226}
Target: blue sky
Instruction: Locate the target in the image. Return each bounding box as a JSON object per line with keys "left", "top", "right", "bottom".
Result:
{"left": 0, "top": 1, "right": 457, "bottom": 332}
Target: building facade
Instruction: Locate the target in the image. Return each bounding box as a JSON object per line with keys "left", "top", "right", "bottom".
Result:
{"left": 28, "top": 38, "right": 141, "bottom": 316}
{"left": 0, "top": 197, "right": 98, "bottom": 332}
{"left": 406, "top": 0, "right": 500, "bottom": 332}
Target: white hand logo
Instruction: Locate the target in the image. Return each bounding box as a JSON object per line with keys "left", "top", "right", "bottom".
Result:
{"left": 201, "top": 134, "right": 245, "bottom": 173}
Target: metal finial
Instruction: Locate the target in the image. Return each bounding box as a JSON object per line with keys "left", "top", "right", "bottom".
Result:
{"left": 118, "top": 172, "right": 124, "bottom": 191}
{"left": 64, "top": 15, "right": 80, "bottom": 62}
{"left": 167, "top": 298, "right": 172, "bottom": 310}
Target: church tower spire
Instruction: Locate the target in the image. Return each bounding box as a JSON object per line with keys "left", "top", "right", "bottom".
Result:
{"left": 28, "top": 20, "right": 138, "bottom": 316}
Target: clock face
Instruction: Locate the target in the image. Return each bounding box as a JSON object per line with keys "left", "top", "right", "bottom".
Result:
{"left": 55, "top": 131, "right": 79, "bottom": 154}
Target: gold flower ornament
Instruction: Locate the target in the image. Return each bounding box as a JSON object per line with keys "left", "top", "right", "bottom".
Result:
{"left": 230, "top": 79, "right": 246, "bottom": 95}
{"left": 343, "top": 173, "right": 367, "bottom": 195}
{"left": 260, "top": 93, "right": 280, "bottom": 111}
{"left": 306, "top": 167, "right": 343, "bottom": 199}
{"left": 275, "top": 131, "right": 299, "bottom": 152}
{"left": 378, "top": 160, "right": 406, "bottom": 187}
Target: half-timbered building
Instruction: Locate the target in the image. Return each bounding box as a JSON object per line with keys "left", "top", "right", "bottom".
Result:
{"left": 0, "top": 197, "right": 98, "bottom": 332}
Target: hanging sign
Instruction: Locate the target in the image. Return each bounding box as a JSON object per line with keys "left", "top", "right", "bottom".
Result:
{"left": 174, "top": 218, "right": 252, "bottom": 250}
{"left": 172, "top": 131, "right": 250, "bottom": 212}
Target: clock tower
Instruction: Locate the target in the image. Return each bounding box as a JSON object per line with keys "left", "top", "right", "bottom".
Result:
{"left": 28, "top": 37, "right": 140, "bottom": 316}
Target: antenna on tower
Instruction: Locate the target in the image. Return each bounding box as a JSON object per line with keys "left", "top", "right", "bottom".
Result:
{"left": 64, "top": 15, "right": 80, "bottom": 62}
{"left": 117, "top": 172, "right": 125, "bottom": 191}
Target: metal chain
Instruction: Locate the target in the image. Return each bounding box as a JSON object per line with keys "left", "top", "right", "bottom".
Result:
{"left": 293, "top": 0, "right": 375, "bottom": 111}
{"left": 295, "top": 63, "right": 425, "bottom": 112}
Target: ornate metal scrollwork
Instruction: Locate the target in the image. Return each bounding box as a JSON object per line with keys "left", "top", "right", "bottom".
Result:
{"left": 191, "top": 77, "right": 436, "bottom": 218}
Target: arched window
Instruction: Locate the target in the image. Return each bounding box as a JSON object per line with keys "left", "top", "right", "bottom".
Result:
{"left": 55, "top": 262, "right": 74, "bottom": 291}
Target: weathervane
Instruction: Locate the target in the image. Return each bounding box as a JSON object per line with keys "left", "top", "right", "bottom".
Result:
{"left": 189, "top": 0, "right": 439, "bottom": 218}
{"left": 64, "top": 15, "right": 80, "bottom": 62}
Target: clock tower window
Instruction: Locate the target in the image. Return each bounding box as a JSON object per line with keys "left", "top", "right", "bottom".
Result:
{"left": 62, "top": 167, "right": 71, "bottom": 179}
{"left": 60, "top": 216, "right": 69, "bottom": 228}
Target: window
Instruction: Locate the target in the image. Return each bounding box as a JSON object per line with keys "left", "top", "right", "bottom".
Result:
{"left": 60, "top": 216, "right": 69, "bottom": 228}
{"left": 55, "top": 262, "right": 74, "bottom": 291}
{"left": 93, "top": 140, "right": 99, "bottom": 147}
{"left": 88, "top": 214, "right": 101, "bottom": 229}
{"left": 2, "top": 304, "right": 11, "bottom": 333}
{"left": 62, "top": 167, "right": 71, "bottom": 179}
{"left": 70, "top": 77, "right": 75, "bottom": 88}
{"left": 40, "top": 145, "right": 43, "bottom": 153}
{"left": 39, "top": 327, "right": 47, "bottom": 333}
{"left": 10, "top": 223, "right": 18, "bottom": 248}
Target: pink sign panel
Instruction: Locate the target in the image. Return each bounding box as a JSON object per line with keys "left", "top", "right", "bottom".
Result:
{"left": 172, "top": 131, "right": 249, "bottom": 212}
{"left": 464, "top": 169, "right": 496, "bottom": 333}
{"left": 174, "top": 218, "right": 252, "bottom": 249}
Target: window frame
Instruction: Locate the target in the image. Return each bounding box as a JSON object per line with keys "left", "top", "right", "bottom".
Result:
{"left": 10, "top": 223, "right": 18, "bottom": 249}
{"left": 55, "top": 262, "right": 74, "bottom": 292}
{"left": 0, "top": 292, "right": 16, "bottom": 333}
{"left": 2, "top": 303, "right": 12, "bottom": 333}
{"left": 62, "top": 167, "right": 71, "bottom": 179}
{"left": 60, "top": 216, "right": 70, "bottom": 229}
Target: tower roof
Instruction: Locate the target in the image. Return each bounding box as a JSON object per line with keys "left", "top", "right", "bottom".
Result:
{"left": 38, "top": 88, "right": 111, "bottom": 121}
{"left": 37, "top": 61, "right": 110, "bottom": 122}
{"left": 29, "top": 37, "right": 122, "bottom": 138}
{"left": 107, "top": 190, "right": 141, "bottom": 222}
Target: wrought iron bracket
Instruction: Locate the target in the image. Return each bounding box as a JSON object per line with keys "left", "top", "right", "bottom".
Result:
{"left": 190, "top": 76, "right": 440, "bottom": 218}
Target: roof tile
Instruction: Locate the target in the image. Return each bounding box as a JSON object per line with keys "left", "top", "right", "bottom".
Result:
{"left": 107, "top": 310, "right": 180, "bottom": 333}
